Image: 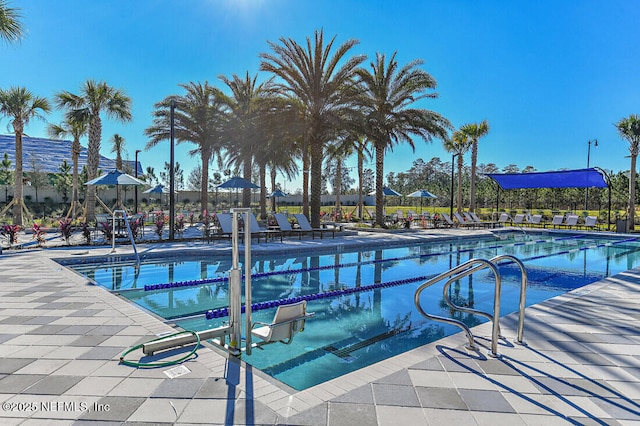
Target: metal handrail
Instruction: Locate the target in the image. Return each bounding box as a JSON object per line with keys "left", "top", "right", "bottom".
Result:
{"left": 415, "top": 259, "right": 501, "bottom": 355}
{"left": 111, "top": 210, "right": 140, "bottom": 266}
{"left": 414, "top": 255, "right": 528, "bottom": 357}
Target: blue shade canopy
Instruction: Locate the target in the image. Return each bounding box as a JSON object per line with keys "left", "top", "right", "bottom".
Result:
{"left": 369, "top": 186, "right": 402, "bottom": 196}
{"left": 406, "top": 189, "right": 438, "bottom": 199}
{"left": 486, "top": 168, "right": 608, "bottom": 190}
{"left": 217, "top": 176, "right": 259, "bottom": 189}
{"left": 84, "top": 169, "right": 146, "bottom": 186}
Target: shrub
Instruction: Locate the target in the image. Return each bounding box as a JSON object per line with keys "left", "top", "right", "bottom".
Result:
{"left": 1, "top": 224, "right": 20, "bottom": 245}
{"left": 59, "top": 218, "right": 73, "bottom": 245}
{"left": 32, "top": 223, "right": 46, "bottom": 247}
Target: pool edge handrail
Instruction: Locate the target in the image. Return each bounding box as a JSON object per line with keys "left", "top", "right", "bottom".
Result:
{"left": 111, "top": 209, "right": 140, "bottom": 266}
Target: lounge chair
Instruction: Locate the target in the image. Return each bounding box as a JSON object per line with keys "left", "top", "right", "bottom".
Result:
{"left": 248, "top": 213, "right": 282, "bottom": 242}
{"left": 526, "top": 214, "right": 543, "bottom": 227}
{"left": 549, "top": 215, "right": 564, "bottom": 228}
{"left": 564, "top": 214, "right": 579, "bottom": 229}
{"left": 440, "top": 213, "right": 456, "bottom": 227}
{"left": 274, "top": 213, "right": 312, "bottom": 239}
{"left": 294, "top": 213, "right": 335, "bottom": 239}
{"left": 453, "top": 212, "right": 475, "bottom": 228}
{"left": 251, "top": 301, "right": 314, "bottom": 345}
{"left": 497, "top": 213, "right": 510, "bottom": 226}
{"left": 468, "top": 212, "right": 499, "bottom": 229}
{"left": 217, "top": 213, "right": 274, "bottom": 242}
{"left": 584, "top": 215, "right": 598, "bottom": 230}
{"left": 512, "top": 214, "right": 526, "bottom": 225}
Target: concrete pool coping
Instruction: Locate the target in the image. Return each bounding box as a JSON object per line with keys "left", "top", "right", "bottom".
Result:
{"left": 0, "top": 227, "right": 639, "bottom": 424}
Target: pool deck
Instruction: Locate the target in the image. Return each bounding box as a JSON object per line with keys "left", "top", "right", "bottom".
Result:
{"left": 0, "top": 228, "right": 639, "bottom": 425}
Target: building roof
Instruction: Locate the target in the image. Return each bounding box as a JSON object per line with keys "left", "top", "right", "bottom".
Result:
{"left": 0, "top": 134, "right": 142, "bottom": 175}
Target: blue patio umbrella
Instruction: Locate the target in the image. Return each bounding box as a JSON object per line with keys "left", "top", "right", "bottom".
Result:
{"left": 217, "top": 176, "right": 259, "bottom": 207}
{"left": 406, "top": 189, "right": 438, "bottom": 213}
{"left": 85, "top": 169, "right": 146, "bottom": 210}
{"left": 143, "top": 184, "right": 170, "bottom": 194}
{"left": 267, "top": 189, "right": 288, "bottom": 211}
{"left": 369, "top": 186, "right": 402, "bottom": 196}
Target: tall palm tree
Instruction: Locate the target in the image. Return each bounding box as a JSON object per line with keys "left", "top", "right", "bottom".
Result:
{"left": 145, "top": 81, "right": 226, "bottom": 216}
{"left": 459, "top": 120, "right": 489, "bottom": 212}
{"left": 219, "top": 71, "right": 274, "bottom": 208}
{"left": 55, "top": 80, "right": 131, "bottom": 222}
{"left": 260, "top": 29, "right": 366, "bottom": 227}
{"left": 111, "top": 133, "right": 126, "bottom": 208}
{"left": 445, "top": 130, "right": 473, "bottom": 212}
{"left": 0, "top": 86, "right": 50, "bottom": 225}
{"left": 616, "top": 114, "right": 640, "bottom": 232}
{"left": 0, "top": 0, "right": 22, "bottom": 43}
{"left": 356, "top": 52, "right": 451, "bottom": 227}
{"left": 48, "top": 111, "right": 89, "bottom": 219}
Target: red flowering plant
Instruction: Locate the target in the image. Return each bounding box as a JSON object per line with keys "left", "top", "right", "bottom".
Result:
{"left": 99, "top": 221, "right": 113, "bottom": 242}
{"left": 174, "top": 214, "right": 185, "bottom": 237}
{"left": 201, "top": 210, "right": 213, "bottom": 239}
{"left": 32, "top": 223, "right": 46, "bottom": 248}
{"left": 59, "top": 218, "right": 73, "bottom": 245}
{"left": 155, "top": 215, "right": 166, "bottom": 240}
{"left": 1, "top": 224, "right": 21, "bottom": 245}
{"left": 189, "top": 211, "right": 195, "bottom": 227}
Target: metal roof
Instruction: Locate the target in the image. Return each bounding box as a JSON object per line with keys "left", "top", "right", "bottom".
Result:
{"left": 0, "top": 134, "right": 141, "bottom": 175}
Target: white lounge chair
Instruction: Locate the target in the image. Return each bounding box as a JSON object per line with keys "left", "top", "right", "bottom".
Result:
{"left": 564, "top": 214, "right": 579, "bottom": 228}
{"left": 528, "top": 214, "right": 543, "bottom": 227}
{"left": 440, "top": 213, "right": 456, "bottom": 227}
{"left": 251, "top": 301, "right": 313, "bottom": 345}
{"left": 274, "top": 213, "right": 312, "bottom": 239}
{"left": 498, "top": 213, "right": 510, "bottom": 225}
{"left": 294, "top": 213, "right": 335, "bottom": 239}
{"left": 217, "top": 213, "right": 274, "bottom": 242}
{"left": 453, "top": 212, "right": 475, "bottom": 228}
{"left": 513, "top": 214, "right": 525, "bottom": 225}
{"left": 550, "top": 215, "right": 564, "bottom": 228}
{"left": 584, "top": 215, "right": 598, "bottom": 230}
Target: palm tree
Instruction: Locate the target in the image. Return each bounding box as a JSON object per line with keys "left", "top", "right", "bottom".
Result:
{"left": 48, "top": 111, "right": 89, "bottom": 219}
{"left": 219, "top": 71, "right": 274, "bottom": 208}
{"left": 0, "top": 0, "right": 22, "bottom": 43}
{"left": 356, "top": 52, "right": 451, "bottom": 227}
{"left": 445, "top": 130, "right": 473, "bottom": 213}
{"left": 459, "top": 120, "right": 489, "bottom": 212}
{"left": 260, "top": 29, "right": 366, "bottom": 227}
{"left": 145, "top": 81, "right": 226, "bottom": 216}
{"left": 111, "top": 133, "right": 126, "bottom": 208}
{"left": 616, "top": 114, "right": 640, "bottom": 231}
{"left": 55, "top": 80, "right": 131, "bottom": 222}
{"left": 0, "top": 86, "right": 50, "bottom": 225}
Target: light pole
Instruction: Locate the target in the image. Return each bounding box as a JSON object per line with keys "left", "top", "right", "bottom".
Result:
{"left": 585, "top": 139, "right": 598, "bottom": 210}
{"left": 134, "top": 150, "right": 141, "bottom": 214}
{"left": 450, "top": 153, "right": 459, "bottom": 217}
{"left": 169, "top": 100, "right": 176, "bottom": 241}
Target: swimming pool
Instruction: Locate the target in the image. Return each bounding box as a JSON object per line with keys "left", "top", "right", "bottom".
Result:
{"left": 60, "top": 231, "right": 640, "bottom": 390}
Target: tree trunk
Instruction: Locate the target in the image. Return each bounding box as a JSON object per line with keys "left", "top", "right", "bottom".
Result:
{"left": 457, "top": 155, "right": 464, "bottom": 213}
{"left": 375, "top": 142, "right": 385, "bottom": 227}
{"left": 470, "top": 140, "right": 478, "bottom": 212}
{"left": 72, "top": 138, "right": 80, "bottom": 217}
{"left": 270, "top": 167, "right": 277, "bottom": 212}
{"left": 629, "top": 154, "right": 637, "bottom": 232}
{"left": 200, "top": 149, "right": 210, "bottom": 216}
{"left": 242, "top": 158, "right": 252, "bottom": 208}
{"left": 302, "top": 144, "right": 310, "bottom": 218}
{"left": 335, "top": 159, "right": 342, "bottom": 220}
{"left": 13, "top": 127, "right": 23, "bottom": 226}
{"left": 357, "top": 149, "right": 363, "bottom": 220}
{"left": 259, "top": 162, "right": 267, "bottom": 219}
{"left": 85, "top": 115, "right": 102, "bottom": 223}
{"left": 309, "top": 135, "right": 322, "bottom": 228}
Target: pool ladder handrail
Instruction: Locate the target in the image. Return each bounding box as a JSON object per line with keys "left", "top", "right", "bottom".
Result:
{"left": 111, "top": 210, "right": 140, "bottom": 266}
{"left": 414, "top": 255, "right": 527, "bottom": 357}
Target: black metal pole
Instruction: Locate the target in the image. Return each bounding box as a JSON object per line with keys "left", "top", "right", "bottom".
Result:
{"left": 450, "top": 154, "right": 455, "bottom": 217}
{"left": 594, "top": 166, "right": 611, "bottom": 231}
{"left": 134, "top": 149, "right": 141, "bottom": 214}
{"left": 169, "top": 100, "right": 176, "bottom": 241}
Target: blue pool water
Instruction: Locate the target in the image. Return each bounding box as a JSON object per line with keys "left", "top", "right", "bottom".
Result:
{"left": 60, "top": 231, "right": 640, "bottom": 390}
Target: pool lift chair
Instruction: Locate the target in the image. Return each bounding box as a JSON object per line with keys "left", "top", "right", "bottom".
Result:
{"left": 249, "top": 300, "right": 314, "bottom": 348}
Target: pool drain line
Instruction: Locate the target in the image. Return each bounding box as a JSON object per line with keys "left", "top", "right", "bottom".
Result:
{"left": 119, "top": 330, "right": 200, "bottom": 368}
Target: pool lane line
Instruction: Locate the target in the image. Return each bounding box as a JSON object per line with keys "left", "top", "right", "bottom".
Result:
{"left": 202, "top": 235, "right": 638, "bottom": 321}
{"left": 141, "top": 235, "right": 592, "bottom": 293}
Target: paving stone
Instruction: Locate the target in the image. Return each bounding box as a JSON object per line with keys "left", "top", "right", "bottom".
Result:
{"left": 0, "top": 357, "right": 37, "bottom": 374}
{"left": 226, "top": 398, "right": 279, "bottom": 425}
{"left": 281, "top": 402, "right": 328, "bottom": 426}
{"left": 458, "top": 389, "right": 516, "bottom": 412}
{"left": 22, "top": 375, "right": 83, "bottom": 395}
{"left": 28, "top": 324, "right": 70, "bottom": 335}
{"left": 150, "top": 377, "right": 206, "bottom": 399}
{"left": 331, "top": 384, "right": 374, "bottom": 404}
{"left": 415, "top": 386, "right": 468, "bottom": 410}
{"left": 371, "top": 383, "right": 420, "bottom": 407}
{"left": 194, "top": 376, "right": 241, "bottom": 399}
{"left": 0, "top": 374, "right": 46, "bottom": 393}
{"left": 78, "top": 396, "right": 146, "bottom": 421}
{"left": 68, "top": 335, "right": 111, "bottom": 347}
{"left": 76, "top": 346, "right": 122, "bottom": 360}
{"left": 327, "top": 402, "right": 376, "bottom": 426}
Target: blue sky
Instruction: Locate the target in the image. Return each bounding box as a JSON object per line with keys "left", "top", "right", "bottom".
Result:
{"left": 2, "top": 0, "right": 640, "bottom": 191}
